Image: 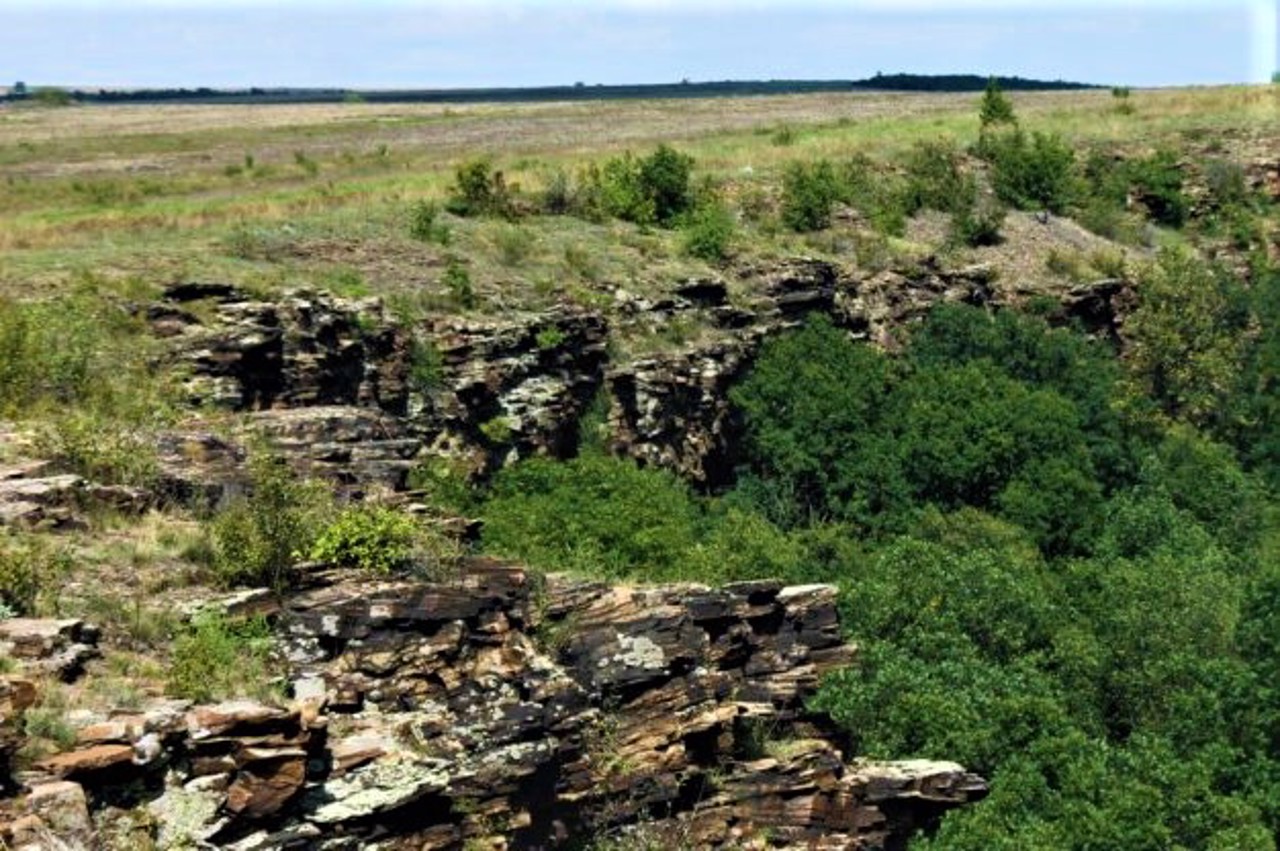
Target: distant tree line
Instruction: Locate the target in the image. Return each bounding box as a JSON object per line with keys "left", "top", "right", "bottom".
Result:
{"left": 1, "top": 74, "right": 1099, "bottom": 106}
{"left": 854, "top": 72, "right": 1100, "bottom": 92}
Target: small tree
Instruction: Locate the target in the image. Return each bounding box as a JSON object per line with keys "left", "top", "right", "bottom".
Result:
{"left": 979, "top": 76, "right": 1016, "bottom": 128}
{"left": 32, "top": 87, "right": 73, "bottom": 107}
{"left": 12, "top": 81, "right": 26, "bottom": 96}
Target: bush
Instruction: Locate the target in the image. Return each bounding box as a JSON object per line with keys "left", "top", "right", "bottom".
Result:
{"left": 446, "top": 157, "right": 514, "bottom": 218}
{"left": 598, "top": 153, "right": 655, "bottom": 225}
{"left": 0, "top": 292, "right": 169, "bottom": 485}
{"left": 0, "top": 533, "right": 68, "bottom": 616}
{"left": 681, "top": 200, "right": 736, "bottom": 260}
{"left": 1125, "top": 247, "right": 1249, "bottom": 426}
{"left": 840, "top": 155, "right": 909, "bottom": 236}
{"left": 986, "top": 129, "right": 1077, "bottom": 214}
{"left": 949, "top": 196, "right": 1006, "bottom": 247}
{"left": 595, "top": 145, "right": 696, "bottom": 226}
{"left": 481, "top": 453, "right": 798, "bottom": 583}
{"left": 780, "top": 160, "right": 842, "bottom": 232}
{"left": 903, "top": 141, "right": 974, "bottom": 215}
{"left": 0, "top": 294, "right": 133, "bottom": 415}
{"left": 442, "top": 257, "right": 476, "bottom": 309}
{"left": 540, "top": 168, "right": 573, "bottom": 215}
{"left": 978, "top": 76, "right": 1016, "bottom": 128}
{"left": 637, "top": 144, "right": 695, "bottom": 225}
{"left": 35, "top": 410, "right": 159, "bottom": 487}
{"left": 1123, "top": 150, "right": 1187, "bottom": 227}
{"left": 408, "top": 199, "right": 450, "bottom": 243}
{"left": 168, "top": 611, "right": 275, "bottom": 703}
{"left": 208, "top": 453, "right": 332, "bottom": 590}
{"left": 483, "top": 454, "right": 704, "bottom": 579}
{"left": 311, "top": 505, "right": 419, "bottom": 574}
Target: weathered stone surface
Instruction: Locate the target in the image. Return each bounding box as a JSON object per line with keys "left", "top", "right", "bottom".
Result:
{"left": 0, "top": 620, "right": 100, "bottom": 682}
{"left": 224, "top": 750, "right": 308, "bottom": 820}
{"left": 0, "top": 561, "right": 985, "bottom": 850}
{"left": 21, "top": 781, "right": 94, "bottom": 849}
{"left": 156, "top": 286, "right": 411, "bottom": 416}
{"left": 0, "top": 473, "right": 86, "bottom": 529}
{"left": 419, "top": 307, "right": 610, "bottom": 472}
{"left": 35, "top": 744, "right": 135, "bottom": 779}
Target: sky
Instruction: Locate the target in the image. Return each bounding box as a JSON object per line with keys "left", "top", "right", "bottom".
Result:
{"left": 1, "top": 0, "right": 1276, "bottom": 90}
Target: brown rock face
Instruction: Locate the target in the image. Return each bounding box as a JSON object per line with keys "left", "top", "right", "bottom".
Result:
{"left": 35, "top": 744, "right": 135, "bottom": 779}
{"left": 155, "top": 284, "right": 410, "bottom": 415}
{"left": 0, "top": 563, "right": 986, "bottom": 849}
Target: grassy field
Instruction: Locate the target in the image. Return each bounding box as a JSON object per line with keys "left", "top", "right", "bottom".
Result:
{"left": 1, "top": 85, "right": 1275, "bottom": 304}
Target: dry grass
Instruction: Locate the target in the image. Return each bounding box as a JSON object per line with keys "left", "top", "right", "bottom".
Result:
{"left": 0, "top": 84, "right": 1274, "bottom": 299}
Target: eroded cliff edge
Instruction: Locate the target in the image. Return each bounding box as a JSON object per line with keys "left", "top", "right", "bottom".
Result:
{"left": 0, "top": 561, "right": 986, "bottom": 850}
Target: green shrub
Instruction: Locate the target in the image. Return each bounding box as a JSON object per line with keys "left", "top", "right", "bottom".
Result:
{"left": 978, "top": 76, "right": 1016, "bottom": 128}
{"left": 681, "top": 199, "right": 736, "bottom": 260}
{"left": 311, "top": 505, "right": 419, "bottom": 573}
{"left": 479, "top": 415, "right": 514, "bottom": 445}
{"left": 442, "top": 257, "right": 476, "bottom": 309}
{"left": 1123, "top": 150, "right": 1187, "bottom": 227}
{"left": 0, "top": 533, "right": 68, "bottom": 616}
{"left": 597, "top": 153, "right": 653, "bottom": 224}
{"left": 637, "top": 144, "right": 695, "bottom": 225}
{"left": 595, "top": 145, "right": 696, "bottom": 226}
{"left": 1202, "top": 158, "right": 1248, "bottom": 209}
{"left": 949, "top": 196, "right": 1006, "bottom": 247}
{"left": 1125, "top": 247, "right": 1249, "bottom": 426}
{"left": 540, "top": 168, "right": 573, "bottom": 215}
{"left": 446, "top": 157, "right": 514, "bottom": 218}
{"left": 208, "top": 453, "right": 332, "bottom": 590}
{"left": 408, "top": 336, "right": 445, "bottom": 394}
{"left": 168, "top": 611, "right": 275, "bottom": 703}
{"left": 840, "top": 155, "right": 909, "bottom": 236}
{"left": 408, "top": 199, "right": 451, "bottom": 243}
{"left": 0, "top": 294, "right": 135, "bottom": 415}
{"left": 535, "top": 326, "right": 566, "bottom": 350}
{"left": 903, "top": 141, "right": 974, "bottom": 215}
{"left": 986, "top": 129, "right": 1077, "bottom": 213}
{"left": 35, "top": 410, "right": 159, "bottom": 487}
{"left": 780, "top": 160, "right": 842, "bottom": 232}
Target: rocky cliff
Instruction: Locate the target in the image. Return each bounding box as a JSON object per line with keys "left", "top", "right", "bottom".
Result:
{"left": 0, "top": 254, "right": 1134, "bottom": 848}
{"left": 0, "top": 562, "right": 986, "bottom": 850}
{"left": 139, "top": 256, "right": 1127, "bottom": 493}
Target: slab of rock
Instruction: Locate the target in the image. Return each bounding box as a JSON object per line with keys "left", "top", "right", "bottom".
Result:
{"left": 0, "top": 620, "right": 100, "bottom": 681}
{"left": 35, "top": 744, "right": 135, "bottom": 779}
{"left": 19, "top": 781, "right": 94, "bottom": 849}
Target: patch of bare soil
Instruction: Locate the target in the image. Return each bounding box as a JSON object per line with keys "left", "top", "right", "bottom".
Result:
{"left": 907, "top": 208, "right": 1144, "bottom": 294}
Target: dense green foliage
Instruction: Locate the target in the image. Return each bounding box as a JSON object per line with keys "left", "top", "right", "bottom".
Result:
{"left": 780, "top": 160, "right": 843, "bottom": 232}
{"left": 311, "top": 504, "right": 420, "bottom": 574}
{"left": 168, "top": 611, "right": 275, "bottom": 702}
{"left": 478, "top": 282, "right": 1280, "bottom": 847}
{"left": 0, "top": 531, "right": 68, "bottom": 616}
{"left": 207, "top": 453, "right": 333, "bottom": 590}
{"left": 446, "top": 157, "right": 515, "bottom": 218}
{"left": 984, "top": 129, "right": 1077, "bottom": 213}
{"left": 0, "top": 290, "right": 169, "bottom": 485}
{"left": 681, "top": 199, "right": 736, "bottom": 260}
{"left": 482, "top": 453, "right": 805, "bottom": 584}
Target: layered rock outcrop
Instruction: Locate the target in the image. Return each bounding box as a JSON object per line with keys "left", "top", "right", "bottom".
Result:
{"left": 0, "top": 563, "right": 986, "bottom": 849}
{"left": 143, "top": 257, "right": 1127, "bottom": 489}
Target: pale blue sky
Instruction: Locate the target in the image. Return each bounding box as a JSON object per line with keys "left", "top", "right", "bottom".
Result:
{"left": 1, "top": 1, "right": 1276, "bottom": 89}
